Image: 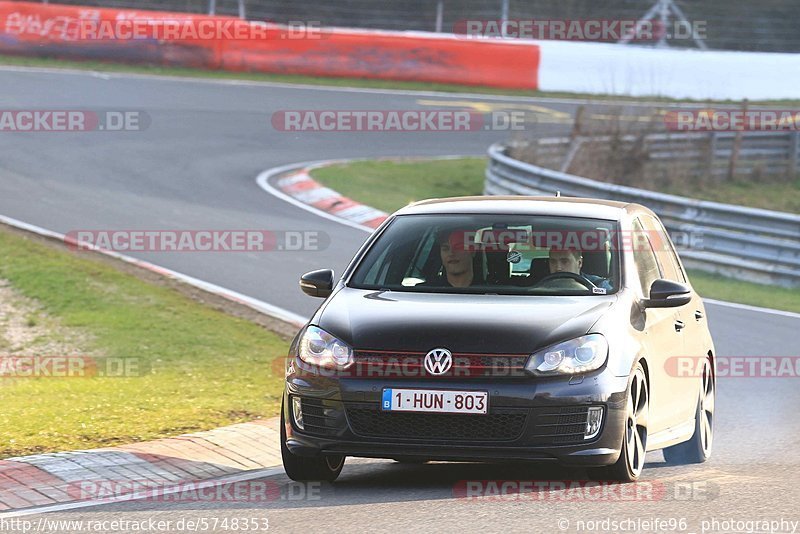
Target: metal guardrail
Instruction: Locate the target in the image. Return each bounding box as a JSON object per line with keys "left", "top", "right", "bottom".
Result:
{"left": 485, "top": 142, "right": 800, "bottom": 287}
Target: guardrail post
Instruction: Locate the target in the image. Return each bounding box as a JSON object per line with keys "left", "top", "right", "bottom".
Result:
{"left": 208, "top": 0, "right": 216, "bottom": 16}
{"left": 789, "top": 131, "right": 800, "bottom": 177}
{"left": 435, "top": 0, "right": 444, "bottom": 32}
{"left": 570, "top": 105, "right": 585, "bottom": 140}
{"left": 561, "top": 106, "right": 587, "bottom": 174}
{"left": 238, "top": 0, "right": 246, "bottom": 19}
{"left": 727, "top": 99, "right": 747, "bottom": 181}
{"left": 706, "top": 131, "right": 718, "bottom": 181}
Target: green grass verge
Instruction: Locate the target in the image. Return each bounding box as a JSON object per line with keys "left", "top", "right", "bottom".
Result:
{"left": 662, "top": 178, "right": 800, "bottom": 214}
{"left": 310, "top": 158, "right": 800, "bottom": 314}
{"left": 685, "top": 269, "right": 799, "bottom": 313}
{"left": 311, "top": 158, "right": 487, "bottom": 214}
{"left": 3, "top": 53, "right": 800, "bottom": 105}
{"left": 0, "top": 227, "right": 288, "bottom": 458}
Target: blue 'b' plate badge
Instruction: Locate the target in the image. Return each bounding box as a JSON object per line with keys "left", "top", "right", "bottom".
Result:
{"left": 382, "top": 389, "right": 393, "bottom": 410}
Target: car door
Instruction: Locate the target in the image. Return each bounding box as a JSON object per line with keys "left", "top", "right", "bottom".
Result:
{"left": 638, "top": 215, "right": 699, "bottom": 425}
{"left": 641, "top": 214, "right": 705, "bottom": 423}
{"left": 630, "top": 217, "right": 689, "bottom": 433}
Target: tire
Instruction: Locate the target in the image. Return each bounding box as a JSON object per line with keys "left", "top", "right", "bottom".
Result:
{"left": 591, "top": 362, "right": 649, "bottom": 482}
{"left": 663, "top": 356, "right": 715, "bottom": 465}
{"left": 280, "top": 400, "right": 345, "bottom": 482}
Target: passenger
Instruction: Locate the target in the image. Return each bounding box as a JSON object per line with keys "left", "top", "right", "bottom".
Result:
{"left": 421, "top": 230, "right": 477, "bottom": 287}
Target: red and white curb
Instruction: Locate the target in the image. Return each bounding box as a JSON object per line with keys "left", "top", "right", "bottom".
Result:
{"left": 0, "top": 418, "right": 282, "bottom": 515}
{"left": 258, "top": 156, "right": 474, "bottom": 234}
{"left": 271, "top": 162, "right": 389, "bottom": 231}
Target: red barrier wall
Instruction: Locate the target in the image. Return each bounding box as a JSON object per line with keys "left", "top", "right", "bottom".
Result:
{"left": 0, "top": 1, "right": 539, "bottom": 89}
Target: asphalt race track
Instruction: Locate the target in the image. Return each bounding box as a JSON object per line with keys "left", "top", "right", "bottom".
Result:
{"left": 1, "top": 67, "right": 798, "bottom": 533}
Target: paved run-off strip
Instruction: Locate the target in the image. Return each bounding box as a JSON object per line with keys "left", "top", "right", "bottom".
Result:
{"left": 0, "top": 417, "right": 282, "bottom": 514}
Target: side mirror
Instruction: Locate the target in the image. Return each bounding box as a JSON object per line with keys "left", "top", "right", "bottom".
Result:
{"left": 299, "top": 269, "right": 335, "bottom": 298}
{"left": 642, "top": 279, "right": 692, "bottom": 308}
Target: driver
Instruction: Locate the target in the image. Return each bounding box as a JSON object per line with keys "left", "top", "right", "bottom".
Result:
{"left": 548, "top": 248, "right": 613, "bottom": 291}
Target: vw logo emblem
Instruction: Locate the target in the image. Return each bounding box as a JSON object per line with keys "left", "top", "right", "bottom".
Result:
{"left": 424, "top": 348, "right": 453, "bottom": 376}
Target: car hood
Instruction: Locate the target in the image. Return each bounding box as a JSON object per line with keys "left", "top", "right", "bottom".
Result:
{"left": 315, "top": 288, "right": 615, "bottom": 354}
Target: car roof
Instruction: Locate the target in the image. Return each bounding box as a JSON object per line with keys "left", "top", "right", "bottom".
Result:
{"left": 394, "top": 196, "right": 651, "bottom": 221}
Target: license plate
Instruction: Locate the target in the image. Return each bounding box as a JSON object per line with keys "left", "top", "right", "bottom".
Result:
{"left": 381, "top": 388, "right": 488, "bottom": 414}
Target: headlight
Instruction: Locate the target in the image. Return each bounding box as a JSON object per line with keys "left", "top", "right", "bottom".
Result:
{"left": 525, "top": 334, "right": 608, "bottom": 376}
{"left": 298, "top": 325, "right": 354, "bottom": 369}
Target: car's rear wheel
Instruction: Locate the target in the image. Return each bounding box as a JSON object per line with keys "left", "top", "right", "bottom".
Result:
{"left": 663, "top": 356, "right": 714, "bottom": 465}
{"left": 280, "top": 400, "right": 345, "bottom": 482}
{"left": 592, "top": 362, "right": 649, "bottom": 482}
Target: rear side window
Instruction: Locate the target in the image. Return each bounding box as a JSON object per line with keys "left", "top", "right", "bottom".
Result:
{"left": 640, "top": 214, "right": 686, "bottom": 283}
{"left": 632, "top": 218, "right": 661, "bottom": 296}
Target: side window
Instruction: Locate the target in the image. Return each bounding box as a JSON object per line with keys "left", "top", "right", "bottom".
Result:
{"left": 361, "top": 245, "right": 392, "bottom": 285}
{"left": 641, "top": 214, "right": 686, "bottom": 283}
{"left": 405, "top": 229, "right": 436, "bottom": 279}
{"left": 632, "top": 219, "right": 662, "bottom": 296}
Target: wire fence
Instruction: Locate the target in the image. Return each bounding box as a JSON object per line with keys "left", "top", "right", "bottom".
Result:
{"left": 24, "top": 0, "right": 800, "bottom": 53}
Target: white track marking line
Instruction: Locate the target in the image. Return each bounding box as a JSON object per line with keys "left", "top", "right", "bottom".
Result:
{"left": 704, "top": 298, "right": 800, "bottom": 320}
{"left": 0, "top": 214, "right": 308, "bottom": 327}
{"left": 0, "top": 467, "right": 285, "bottom": 517}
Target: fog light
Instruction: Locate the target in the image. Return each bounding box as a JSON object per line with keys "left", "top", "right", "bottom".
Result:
{"left": 584, "top": 406, "right": 603, "bottom": 440}
{"left": 292, "top": 396, "right": 304, "bottom": 430}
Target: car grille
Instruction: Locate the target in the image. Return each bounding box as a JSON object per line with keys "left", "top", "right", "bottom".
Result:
{"left": 529, "top": 406, "right": 591, "bottom": 445}
{"left": 352, "top": 350, "right": 529, "bottom": 379}
{"left": 345, "top": 405, "right": 528, "bottom": 441}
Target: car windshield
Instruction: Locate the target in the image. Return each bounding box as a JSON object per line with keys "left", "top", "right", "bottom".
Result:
{"left": 349, "top": 214, "right": 620, "bottom": 295}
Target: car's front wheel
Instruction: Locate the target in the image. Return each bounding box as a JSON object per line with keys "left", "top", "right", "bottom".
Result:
{"left": 280, "top": 400, "right": 345, "bottom": 482}
{"left": 663, "top": 355, "right": 714, "bottom": 465}
{"left": 592, "top": 362, "right": 649, "bottom": 482}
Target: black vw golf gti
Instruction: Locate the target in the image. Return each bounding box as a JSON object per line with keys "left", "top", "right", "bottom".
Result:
{"left": 281, "top": 196, "right": 717, "bottom": 482}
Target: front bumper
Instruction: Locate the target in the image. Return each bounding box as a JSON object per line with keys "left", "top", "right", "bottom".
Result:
{"left": 283, "top": 364, "right": 629, "bottom": 467}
